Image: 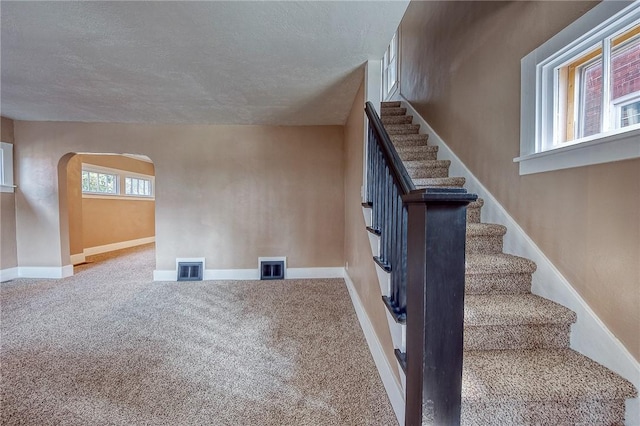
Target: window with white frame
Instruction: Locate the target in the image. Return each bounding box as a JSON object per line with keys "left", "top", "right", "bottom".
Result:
{"left": 382, "top": 30, "right": 399, "bottom": 100}
{"left": 0, "top": 142, "right": 15, "bottom": 193}
{"left": 82, "top": 169, "right": 118, "bottom": 195}
{"left": 517, "top": 1, "right": 640, "bottom": 175}
{"left": 81, "top": 164, "right": 154, "bottom": 198}
{"left": 125, "top": 176, "right": 152, "bottom": 197}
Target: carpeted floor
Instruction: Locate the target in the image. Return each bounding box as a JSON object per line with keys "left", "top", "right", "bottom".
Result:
{"left": 1, "top": 245, "right": 397, "bottom": 425}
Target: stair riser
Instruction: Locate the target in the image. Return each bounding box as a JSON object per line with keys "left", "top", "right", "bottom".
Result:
{"left": 466, "top": 235, "right": 504, "bottom": 254}
{"left": 415, "top": 180, "right": 466, "bottom": 189}
{"left": 407, "top": 167, "right": 450, "bottom": 179}
{"left": 464, "top": 324, "right": 571, "bottom": 351}
{"left": 381, "top": 115, "right": 413, "bottom": 125}
{"left": 381, "top": 101, "right": 401, "bottom": 108}
{"left": 467, "top": 206, "right": 481, "bottom": 223}
{"left": 390, "top": 133, "right": 429, "bottom": 143}
{"left": 465, "top": 273, "right": 532, "bottom": 295}
{"left": 399, "top": 151, "right": 438, "bottom": 161}
{"left": 392, "top": 138, "right": 429, "bottom": 148}
{"left": 380, "top": 107, "right": 406, "bottom": 116}
{"left": 385, "top": 125, "right": 420, "bottom": 135}
{"left": 461, "top": 399, "right": 626, "bottom": 426}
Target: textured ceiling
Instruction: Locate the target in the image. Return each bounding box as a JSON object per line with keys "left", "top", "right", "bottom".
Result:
{"left": 1, "top": 1, "right": 408, "bottom": 125}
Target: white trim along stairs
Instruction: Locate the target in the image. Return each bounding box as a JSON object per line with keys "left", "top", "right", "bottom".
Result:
{"left": 354, "top": 99, "right": 637, "bottom": 425}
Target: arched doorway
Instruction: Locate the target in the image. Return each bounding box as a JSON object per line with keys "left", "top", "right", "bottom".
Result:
{"left": 58, "top": 152, "right": 156, "bottom": 269}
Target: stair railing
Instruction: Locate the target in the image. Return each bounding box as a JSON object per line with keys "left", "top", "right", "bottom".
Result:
{"left": 364, "top": 101, "right": 477, "bottom": 426}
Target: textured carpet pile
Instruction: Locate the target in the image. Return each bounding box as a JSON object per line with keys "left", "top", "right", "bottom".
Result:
{"left": 1, "top": 245, "right": 397, "bottom": 425}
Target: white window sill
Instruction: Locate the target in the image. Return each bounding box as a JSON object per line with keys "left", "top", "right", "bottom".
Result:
{"left": 1, "top": 185, "right": 16, "bottom": 193}
{"left": 82, "top": 193, "right": 155, "bottom": 201}
{"left": 514, "top": 128, "right": 640, "bottom": 175}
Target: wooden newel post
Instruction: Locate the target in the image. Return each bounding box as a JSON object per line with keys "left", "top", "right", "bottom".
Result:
{"left": 403, "top": 188, "right": 477, "bottom": 426}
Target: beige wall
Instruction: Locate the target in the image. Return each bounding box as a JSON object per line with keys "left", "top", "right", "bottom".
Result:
{"left": 13, "top": 122, "right": 345, "bottom": 271}
{"left": 66, "top": 154, "right": 156, "bottom": 256}
{"left": 0, "top": 117, "right": 17, "bottom": 270}
{"left": 81, "top": 197, "right": 154, "bottom": 249}
{"left": 344, "top": 81, "right": 400, "bottom": 381}
{"left": 399, "top": 1, "right": 639, "bottom": 360}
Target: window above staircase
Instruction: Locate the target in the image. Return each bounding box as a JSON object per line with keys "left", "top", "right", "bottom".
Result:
{"left": 517, "top": 1, "right": 640, "bottom": 175}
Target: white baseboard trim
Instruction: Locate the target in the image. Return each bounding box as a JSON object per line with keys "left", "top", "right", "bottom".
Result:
{"left": 399, "top": 95, "right": 639, "bottom": 421}
{"left": 0, "top": 267, "right": 19, "bottom": 282}
{"left": 153, "top": 270, "right": 176, "bottom": 281}
{"left": 70, "top": 253, "right": 86, "bottom": 265}
{"left": 205, "top": 269, "right": 259, "bottom": 280}
{"left": 16, "top": 265, "right": 74, "bottom": 279}
{"left": 83, "top": 236, "right": 155, "bottom": 257}
{"left": 344, "top": 270, "right": 404, "bottom": 426}
{"left": 286, "top": 267, "right": 344, "bottom": 279}
{"left": 153, "top": 267, "right": 345, "bottom": 282}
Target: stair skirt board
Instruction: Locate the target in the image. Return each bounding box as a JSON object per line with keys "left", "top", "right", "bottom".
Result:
{"left": 344, "top": 271, "right": 405, "bottom": 426}
{"left": 152, "top": 267, "right": 345, "bottom": 282}
{"left": 1, "top": 265, "right": 74, "bottom": 281}
{"left": 394, "top": 94, "right": 640, "bottom": 421}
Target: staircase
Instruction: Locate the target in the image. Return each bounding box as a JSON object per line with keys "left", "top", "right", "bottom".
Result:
{"left": 375, "top": 101, "right": 637, "bottom": 425}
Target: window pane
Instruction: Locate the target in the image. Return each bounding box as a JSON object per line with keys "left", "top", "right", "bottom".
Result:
{"left": 89, "top": 172, "right": 98, "bottom": 191}
{"left": 125, "top": 177, "right": 132, "bottom": 194}
{"left": 82, "top": 170, "right": 117, "bottom": 194}
{"left": 82, "top": 171, "right": 89, "bottom": 191}
{"left": 621, "top": 101, "right": 640, "bottom": 126}
{"left": 611, "top": 33, "right": 640, "bottom": 102}
{"left": 580, "top": 58, "right": 603, "bottom": 137}
{"left": 390, "top": 33, "right": 397, "bottom": 60}
{"left": 106, "top": 174, "right": 114, "bottom": 193}
{"left": 612, "top": 32, "right": 640, "bottom": 128}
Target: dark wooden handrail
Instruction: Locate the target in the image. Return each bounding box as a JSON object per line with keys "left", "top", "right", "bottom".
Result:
{"left": 363, "top": 102, "right": 477, "bottom": 426}
{"left": 365, "top": 101, "right": 415, "bottom": 195}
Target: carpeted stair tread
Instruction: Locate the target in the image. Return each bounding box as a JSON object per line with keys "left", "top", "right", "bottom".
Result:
{"left": 396, "top": 144, "right": 437, "bottom": 154}
{"left": 462, "top": 349, "right": 637, "bottom": 402}
{"left": 397, "top": 145, "right": 439, "bottom": 161}
{"left": 380, "top": 107, "right": 406, "bottom": 116}
{"left": 465, "top": 253, "right": 537, "bottom": 275}
{"left": 466, "top": 223, "right": 507, "bottom": 254}
{"left": 391, "top": 137, "right": 429, "bottom": 148}
{"left": 381, "top": 101, "right": 401, "bottom": 108}
{"left": 390, "top": 133, "right": 429, "bottom": 144}
{"left": 466, "top": 199, "right": 484, "bottom": 224}
{"left": 414, "top": 177, "right": 466, "bottom": 188}
{"left": 466, "top": 223, "right": 506, "bottom": 237}
{"left": 469, "top": 198, "right": 484, "bottom": 209}
{"left": 404, "top": 159, "right": 450, "bottom": 169}
{"left": 465, "top": 272, "right": 533, "bottom": 296}
{"left": 385, "top": 124, "right": 420, "bottom": 135}
{"left": 405, "top": 160, "right": 451, "bottom": 179}
{"left": 464, "top": 294, "right": 576, "bottom": 326}
{"left": 459, "top": 349, "right": 636, "bottom": 425}
{"left": 381, "top": 115, "right": 413, "bottom": 125}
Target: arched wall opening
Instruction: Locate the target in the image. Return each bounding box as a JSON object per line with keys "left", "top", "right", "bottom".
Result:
{"left": 58, "top": 152, "right": 156, "bottom": 269}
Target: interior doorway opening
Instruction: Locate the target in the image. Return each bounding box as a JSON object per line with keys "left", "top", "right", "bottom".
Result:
{"left": 59, "top": 152, "right": 156, "bottom": 268}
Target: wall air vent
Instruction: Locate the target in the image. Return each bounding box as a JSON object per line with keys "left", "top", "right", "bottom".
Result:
{"left": 177, "top": 262, "right": 203, "bottom": 281}
{"left": 260, "top": 260, "right": 285, "bottom": 280}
